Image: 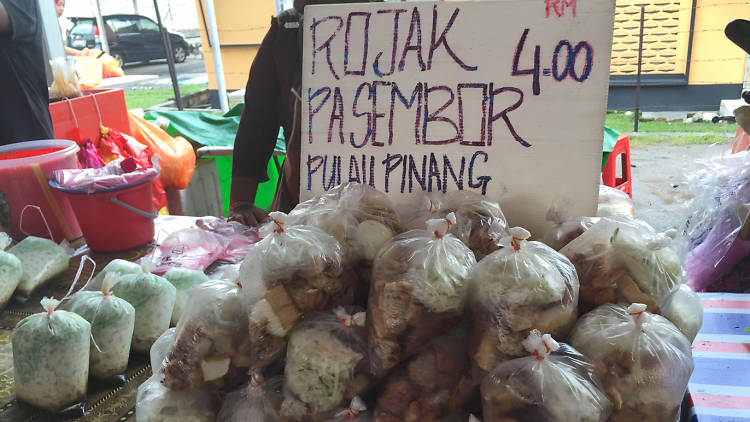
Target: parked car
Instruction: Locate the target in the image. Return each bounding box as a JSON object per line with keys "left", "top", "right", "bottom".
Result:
{"left": 67, "top": 14, "right": 189, "bottom": 65}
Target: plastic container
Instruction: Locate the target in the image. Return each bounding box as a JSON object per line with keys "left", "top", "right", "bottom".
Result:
{"left": 49, "top": 175, "right": 158, "bottom": 252}
{"left": 0, "top": 140, "right": 83, "bottom": 242}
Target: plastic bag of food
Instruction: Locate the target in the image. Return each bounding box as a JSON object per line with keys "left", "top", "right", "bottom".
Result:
{"left": 8, "top": 236, "right": 70, "bottom": 299}
{"left": 368, "top": 213, "right": 476, "bottom": 376}
{"left": 468, "top": 227, "right": 579, "bottom": 372}
{"left": 661, "top": 284, "right": 703, "bottom": 342}
{"left": 63, "top": 273, "right": 136, "bottom": 380}
{"left": 136, "top": 375, "right": 218, "bottom": 422}
{"left": 375, "top": 325, "right": 476, "bottom": 422}
{"left": 151, "top": 327, "right": 176, "bottom": 376}
{"left": 481, "top": 330, "right": 611, "bottom": 422}
{"left": 163, "top": 267, "right": 209, "bottom": 326}
{"left": 570, "top": 303, "right": 694, "bottom": 422}
{"left": 281, "top": 307, "right": 370, "bottom": 419}
{"left": 543, "top": 199, "right": 599, "bottom": 251}
{"left": 218, "top": 372, "right": 283, "bottom": 422}
{"left": 0, "top": 238, "right": 23, "bottom": 308}
{"left": 288, "top": 183, "right": 402, "bottom": 298}
{"left": 86, "top": 258, "right": 143, "bottom": 292}
{"left": 401, "top": 193, "right": 444, "bottom": 232}
{"left": 161, "top": 279, "right": 250, "bottom": 391}
{"left": 111, "top": 272, "right": 176, "bottom": 353}
{"left": 12, "top": 297, "right": 90, "bottom": 412}
{"left": 597, "top": 185, "right": 634, "bottom": 218}
{"left": 560, "top": 217, "right": 679, "bottom": 314}
{"left": 321, "top": 397, "right": 370, "bottom": 422}
{"left": 49, "top": 57, "right": 82, "bottom": 99}
{"left": 242, "top": 212, "right": 345, "bottom": 369}
{"left": 433, "top": 191, "right": 509, "bottom": 261}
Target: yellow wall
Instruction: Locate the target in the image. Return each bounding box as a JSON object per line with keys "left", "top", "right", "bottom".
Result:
{"left": 195, "top": 0, "right": 276, "bottom": 90}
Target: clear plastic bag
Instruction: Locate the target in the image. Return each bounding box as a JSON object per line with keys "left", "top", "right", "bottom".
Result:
{"left": 49, "top": 57, "right": 82, "bottom": 99}
{"left": 560, "top": 217, "right": 680, "bottom": 314}
{"left": 288, "top": 183, "right": 402, "bottom": 301}
{"left": 218, "top": 372, "right": 283, "bottom": 422}
{"left": 543, "top": 199, "right": 599, "bottom": 251}
{"left": 86, "top": 258, "right": 143, "bottom": 292}
{"left": 136, "top": 375, "right": 218, "bottom": 422}
{"left": 597, "top": 185, "right": 635, "bottom": 218}
{"left": 322, "top": 397, "right": 370, "bottom": 422}
{"left": 8, "top": 236, "right": 70, "bottom": 299}
{"left": 162, "top": 267, "right": 209, "bottom": 326}
{"left": 374, "top": 325, "right": 476, "bottom": 422}
{"left": 12, "top": 298, "right": 90, "bottom": 412}
{"left": 0, "top": 240, "right": 23, "bottom": 308}
{"left": 569, "top": 303, "right": 694, "bottom": 422}
{"left": 151, "top": 327, "right": 175, "bottom": 376}
{"left": 51, "top": 158, "right": 159, "bottom": 193}
{"left": 401, "top": 192, "right": 444, "bottom": 231}
{"left": 242, "top": 212, "right": 346, "bottom": 370}
{"left": 481, "top": 330, "right": 611, "bottom": 422}
{"left": 368, "top": 213, "right": 476, "bottom": 376}
{"left": 468, "top": 227, "right": 579, "bottom": 372}
{"left": 63, "top": 278, "right": 136, "bottom": 380}
{"left": 661, "top": 284, "right": 703, "bottom": 342}
{"left": 111, "top": 273, "right": 176, "bottom": 353}
{"left": 161, "top": 279, "right": 250, "bottom": 391}
{"left": 282, "top": 307, "right": 370, "bottom": 419}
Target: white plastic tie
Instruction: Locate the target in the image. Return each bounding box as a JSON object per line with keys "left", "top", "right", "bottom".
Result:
{"left": 501, "top": 226, "right": 531, "bottom": 251}
{"left": 335, "top": 307, "right": 366, "bottom": 328}
{"left": 101, "top": 272, "right": 120, "bottom": 294}
{"left": 335, "top": 396, "right": 367, "bottom": 419}
{"left": 249, "top": 371, "right": 264, "bottom": 388}
{"left": 426, "top": 212, "right": 456, "bottom": 239}
{"left": 19, "top": 205, "right": 54, "bottom": 240}
{"left": 260, "top": 212, "right": 287, "bottom": 238}
{"left": 468, "top": 416, "right": 482, "bottom": 422}
{"left": 41, "top": 297, "right": 60, "bottom": 315}
{"left": 628, "top": 303, "right": 648, "bottom": 324}
{"left": 522, "top": 329, "right": 559, "bottom": 360}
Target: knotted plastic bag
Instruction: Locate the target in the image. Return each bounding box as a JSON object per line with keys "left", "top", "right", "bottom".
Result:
{"left": 161, "top": 279, "right": 250, "bottom": 391}
{"left": 542, "top": 199, "right": 599, "bottom": 251}
{"left": 8, "top": 235, "right": 70, "bottom": 299}
{"left": 162, "top": 267, "right": 209, "bottom": 326}
{"left": 242, "top": 212, "right": 345, "bottom": 370}
{"left": 375, "top": 324, "right": 476, "bottom": 422}
{"left": 0, "top": 234, "right": 22, "bottom": 308}
{"left": 111, "top": 272, "right": 176, "bottom": 353}
{"left": 468, "top": 227, "right": 579, "bottom": 372}
{"left": 136, "top": 374, "right": 218, "bottom": 422}
{"left": 597, "top": 185, "right": 634, "bottom": 218}
{"left": 320, "top": 397, "right": 370, "bottom": 422}
{"left": 368, "top": 213, "right": 476, "bottom": 376}
{"left": 86, "top": 258, "right": 143, "bottom": 292}
{"left": 49, "top": 57, "right": 82, "bottom": 99}
{"left": 481, "top": 330, "right": 611, "bottom": 422}
{"left": 570, "top": 303, "right": 694, "bottom": 422}
{"left": 281, "top": 307, "right": 370, "bottom": 419}
{"left": 63, "top": 272, "right": 136, "bottom": 380}
{"left": 661, "top": 284, "right": 703, "bottom": 342}
{"left": 218, "top": 372, "right": 283, "bottom": 422}
{"left": 12, "top": 297, "right": 90, "bottom": 412}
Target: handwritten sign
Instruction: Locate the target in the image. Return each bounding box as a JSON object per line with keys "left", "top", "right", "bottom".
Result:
{"left": 301, "top": 0, "right": 616, "bottom": 235}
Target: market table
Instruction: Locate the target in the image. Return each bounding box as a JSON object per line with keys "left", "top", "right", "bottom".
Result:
{"left": 0, "top": 216, "right": 198, "bottom": 422}
{"left": 687, "top": 293, "right": 750, "bottom": 421}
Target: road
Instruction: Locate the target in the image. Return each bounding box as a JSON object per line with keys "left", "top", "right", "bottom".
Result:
{"left": 122, "top": 55, "right": 208, "bottom": 89}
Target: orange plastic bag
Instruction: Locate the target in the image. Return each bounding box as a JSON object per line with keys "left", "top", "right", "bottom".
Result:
{"left": 128, "top": 112, "right": 196, "bottom": 189}
{"left": 101, "top": 54, "right": 125, "bottom": 78}
{"left": 731, "top": 127, "right": 750, "bottom": 154}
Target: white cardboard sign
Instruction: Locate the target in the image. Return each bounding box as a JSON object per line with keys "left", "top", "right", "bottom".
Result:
{"left": 301, "top": 0, "right": 615, "bottom": 236}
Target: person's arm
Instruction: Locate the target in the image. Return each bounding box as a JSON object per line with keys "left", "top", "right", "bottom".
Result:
{"left": 228, "top": 17, "right": 282, "bottom": 226}
{"left": 0, "top": 1, "right": 11, "bottom": 33}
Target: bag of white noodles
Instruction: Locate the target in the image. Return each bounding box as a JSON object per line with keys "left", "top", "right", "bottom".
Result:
{"left": 112, "top": 272, "right": 176, "bottom": 353}
{"left": 161, "top": 279, "right": 251, "bottom": 391}
{"left": 136, "top": 374, "right": 219, "bottom": 422}
{"left": 661, "top": 284, "right": 704, "bottom": 342}
{"left": 0, "top": 232, "right": 22, "bottom": 308}
{"left": 162, "top": 267, "right": 209, "bottom": 325}
{"left": 63, "top": 272, "right": 136, "bottom": 380}
{"left": 468, "top": 227, "right": 579, "bottom": 372}
{"left": 242, "top": 212, "right": 345, "bottom": 369}
{"left": 151, "top": 327, "right": 176, "bottom": 376}
{"left": 560, "top": 217, "right": 679, "bottom": 314}
{"left": 217, "top": 372, "right": 283, "bottom": 422}
{"left": 368, "top": 213, "right": 476, "bottom": 376}
{"left": 481, "top": 330, "right": 612, "bottom": 422}
{"left": 288, "top": 183, "right": 402, "bottom": 299}
{"left": 85, "top": 258, "right": 143, "bottom": 292}
{"left": 570, "top": 303, "right": 694, "bottom": 422}
{"left": 12, "top": 297, "right": 90, "bottom": 412}
{"left": 8, "top": 235, "right": 69, "bottom": 299}
{"left": 280, "top": 307, "right": 370, "bottom": 421}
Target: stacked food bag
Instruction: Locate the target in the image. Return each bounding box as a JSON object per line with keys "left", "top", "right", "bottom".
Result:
{"left": 5, "top": 182, "right": 699, "bottom": 421}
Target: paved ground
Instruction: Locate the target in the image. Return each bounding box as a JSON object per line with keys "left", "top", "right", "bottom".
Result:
{"left": 120, "top": 55, "right": 208, "bottom": 89}
{"left": 630, "top": 141, "right": 735, "bottom": 232}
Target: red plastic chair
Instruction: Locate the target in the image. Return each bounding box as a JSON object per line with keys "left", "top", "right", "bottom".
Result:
{"left": 602, "top": 134, "right": 632, "bottom": 198}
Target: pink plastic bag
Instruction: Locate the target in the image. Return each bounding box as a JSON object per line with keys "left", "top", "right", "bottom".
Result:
{"left": 52, "top": 158, "right": 159, "bottom": 193}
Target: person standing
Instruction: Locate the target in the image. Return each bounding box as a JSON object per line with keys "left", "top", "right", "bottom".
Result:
{"left": 0, "top": 0, "right": 54, "bottom": 146}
